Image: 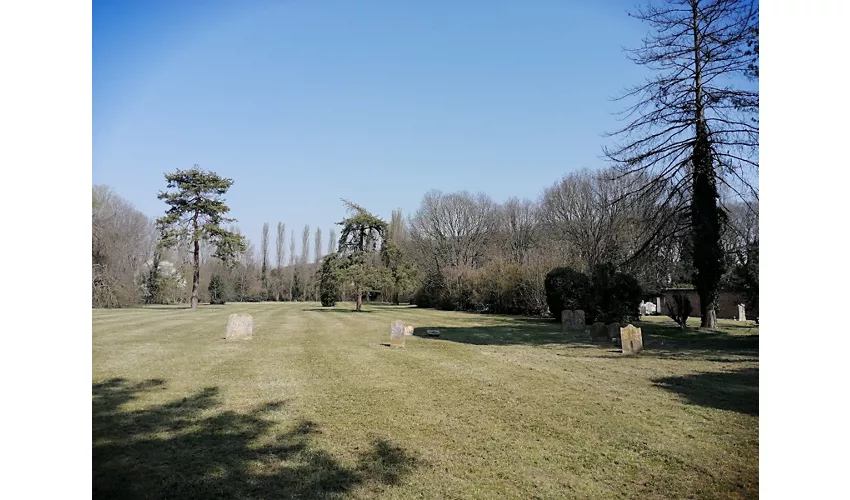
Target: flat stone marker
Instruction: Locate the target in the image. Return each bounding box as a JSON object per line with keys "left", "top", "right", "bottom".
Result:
{"left": 425, "top": 330, "right": 441, "bottom": 337}
{"left": 390, "top": 320, "right": 405, "bottom": 347}
{"left": 620, "top": 324, "right": 643, "bottom": 355}
{"left": 590, "top": 322, "right": 608, "bottom": 342}
{"left": 404, "top": 325, "right": 414, "bottom": 336}
{"left": 226, "top": 313, "right": 253, "bottom": 340}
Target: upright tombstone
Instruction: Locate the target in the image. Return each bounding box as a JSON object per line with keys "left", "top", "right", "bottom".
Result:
{"left": 590, "top": 322, "right": 608, "bottom": 343}
{"left": 390, "top": 320, "right": 405, "bottom": 347}
{"left": 655, "top": 297, "right": 662, "bottom": 314}
{"left": 639, "top": 302, "right": 647, "bottom": 316}
{"left": 737, "top": 303, "right": 747, "bottom": 322}
{"left": 561, "top": 310, "right": 574, "bottom": 332}
{"left": 573, "top": 310, "right": 585, "bottom": 327}
{"left": 562, "top": 309, "right": 585, "bottom": 332}
{"left": 607, "top": 323, "right": 622, "bottom": 345}
{"left": 225, "top": 313, "right": 254, "bottom": 340}
{"left": 620, "top": 324, "right": 643, "bottom": 355}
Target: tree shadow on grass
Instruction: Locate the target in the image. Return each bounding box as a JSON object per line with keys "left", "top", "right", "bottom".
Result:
{"left": 302, "top": 308, "right": 374, "bottom": 314}
{"left": 652, "top": 367, "right": 759, "bottom": 416}
{"left": 411, "top": 317, "right": 758, "bottom": 361}
{"left": 93, "top": 378, "right": 417, "bottom": 499}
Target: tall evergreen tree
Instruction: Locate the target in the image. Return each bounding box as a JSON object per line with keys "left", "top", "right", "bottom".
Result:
{"left": 156, "top": 166, "right": 246, "bottom": 308}
{"left": 337, "top": 200, "right": 389, "bottom": 312}
{"left": 261, "top": 222, "right": 270, "bottom": 295}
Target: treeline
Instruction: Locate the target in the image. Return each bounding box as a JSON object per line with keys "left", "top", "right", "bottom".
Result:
{"left": 93, "top": 166, "right": 758, "bottom": 318}
{"left": 401, "top": 168, "right": 758, "bottom": 316}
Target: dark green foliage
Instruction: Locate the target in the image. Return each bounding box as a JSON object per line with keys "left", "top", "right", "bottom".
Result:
{"left": 545, "top": 264, "right": 641, "bottom": 324}
{"left": 691, "top": 122, "right": 727, "bottom": 328}
{"left": 381, "top": 240, "right": 416, "bottom": 305}
{"left": 291, "top": 273, "right": 303, "bottom": 302}
{"left": 319, "top": 254, "right": 342, "bottom": 307}
{"left": 586, "top": 263, "right": 642, "bottom": 324}
{"left": 665, "top": 293, "right": 693, "bottom": 330}
{"left": 208, "top": 274, "right": 227, "bottom": 305}
{"left": 336, "top": 200, "right": 389, "bottom": 311}
{"left": 544, "top": 267, "right": 592, "bottom": 321}
{"left": 730, "top": 240, "right": 758, "bottom": 312}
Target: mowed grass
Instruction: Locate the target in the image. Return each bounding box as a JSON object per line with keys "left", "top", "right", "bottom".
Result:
{"left": 93, "top": 303, "right": 758, "bottom": 499}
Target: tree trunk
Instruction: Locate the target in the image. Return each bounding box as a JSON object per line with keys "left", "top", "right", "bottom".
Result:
{"left": 700, "top": 297, "right": 718, "bottom": 329}
{"left": 355, "top": 288, "right": 362, "bottom": 311}
{"left": 191, "top": 211, "right": 200, "bottom": 309}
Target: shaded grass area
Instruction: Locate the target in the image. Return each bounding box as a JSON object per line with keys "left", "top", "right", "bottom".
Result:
{"left": 93, "top": 302, "right": 758, "bottom": 499}
{"left": 93, "top": 378, "right": 417, "bottom": 499}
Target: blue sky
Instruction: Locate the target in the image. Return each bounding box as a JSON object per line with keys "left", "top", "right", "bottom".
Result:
{"left": 93, "top": 0, "right": 653, "bottom": 260}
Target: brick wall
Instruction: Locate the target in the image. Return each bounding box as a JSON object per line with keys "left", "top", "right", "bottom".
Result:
{"left": 659, "top": 289, "right": 758, "bottom": 320}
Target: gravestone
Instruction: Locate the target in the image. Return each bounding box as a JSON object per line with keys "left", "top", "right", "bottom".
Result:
{"left": 620, "top": 324, "right": 643, "bottom": 355}
{"left": 225, "top": 313, "right": 253, "bottom": 340}
{"left": 607, "top": 323, "right": 621, "bottom": 345}
{"left": 590, "top": 322, "right": 608, "bottom": 343}
{"left": 404, "top": 325, "right": 414, "bottom": 336}
{"left": 655, "top": 297, "right": 662, "bottom": 314}
{"left": 639, "top": 303, "right": 647, "bottom": 316}
{"left": 561, "top": 310, "right": 574, "bottom": 332}
{"left": 426, "top": 330, "right": 441, "bottom": 337}
{"left": 390, "top": 320, "right": 405, "bottom": 347}
{"left": 561, "top": 309, "right": 585, "bottom": 332}
{"left": 737, "top": 303, "right": 747, "bottom": 322}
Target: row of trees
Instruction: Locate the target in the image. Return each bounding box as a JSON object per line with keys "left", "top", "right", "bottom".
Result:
{"left": 92, "top": 163, "right": 757, "bottom": 318}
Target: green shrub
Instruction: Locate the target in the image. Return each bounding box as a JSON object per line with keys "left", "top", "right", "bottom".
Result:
{"left": 319, "top": 253, "right": 342, "bottom": 307}
{"left": 544, "top": 267, "right": 592, "bottom": 321}
{"left": 208, "top": 274, "right": 227, "bottom": 305}
{"left": 587, "top": 263, "right": 642, "bottom": 324}
{"left": 545, "top": 264, "right": 641, "bottom": 324}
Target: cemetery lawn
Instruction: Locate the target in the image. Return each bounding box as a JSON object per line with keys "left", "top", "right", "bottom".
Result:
{"left": 93, "top": 303, "right": 758, "bottom": 499}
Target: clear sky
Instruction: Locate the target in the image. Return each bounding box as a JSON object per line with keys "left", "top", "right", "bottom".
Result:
{"left": 93, "top": 0, "right": 654, "bottom": 261}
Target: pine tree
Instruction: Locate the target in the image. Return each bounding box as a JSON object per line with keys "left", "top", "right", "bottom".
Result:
{"left": 156, "top": 166, "right": 246, "bottom": 308}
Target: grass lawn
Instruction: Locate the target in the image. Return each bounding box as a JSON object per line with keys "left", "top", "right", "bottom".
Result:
{"left": 93, "top": 302, "right": 758, "bottom": 499}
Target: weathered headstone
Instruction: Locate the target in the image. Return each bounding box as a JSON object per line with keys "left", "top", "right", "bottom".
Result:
{"left": 404, "top": 325, "right": 414, "bottom": 336}
{"left": 561, "top": 310, "right": 574, "bottom": 332}
{"left": 607, "top": 323, "right": 621, "bottom": 344}
{"left": 737, "top": 303, "right": 747, "bottom": 322}
{"left": 573, "top": 310, "right": 585, "bottom": 327}
{"left": 561, "top": 309, "right": 585, "bottom": 332}
{"left": 390, "top": 320, "right": 405, "bottom": 347}
{"left": 639, "top": 302, "right": 647, "bottom": 316}
{"left": 590, "top": 322, "right": 608, "bottom": 342}
{"left": 225, "top": 313, "right": 253, "bottom": 340}
{"left": 620, "top": 324, "right": 643, "bottom": 355}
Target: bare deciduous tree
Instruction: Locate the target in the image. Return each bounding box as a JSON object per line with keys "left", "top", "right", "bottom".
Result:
{"left": 603, "top": 0, "right": 758, "bottom": 327}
